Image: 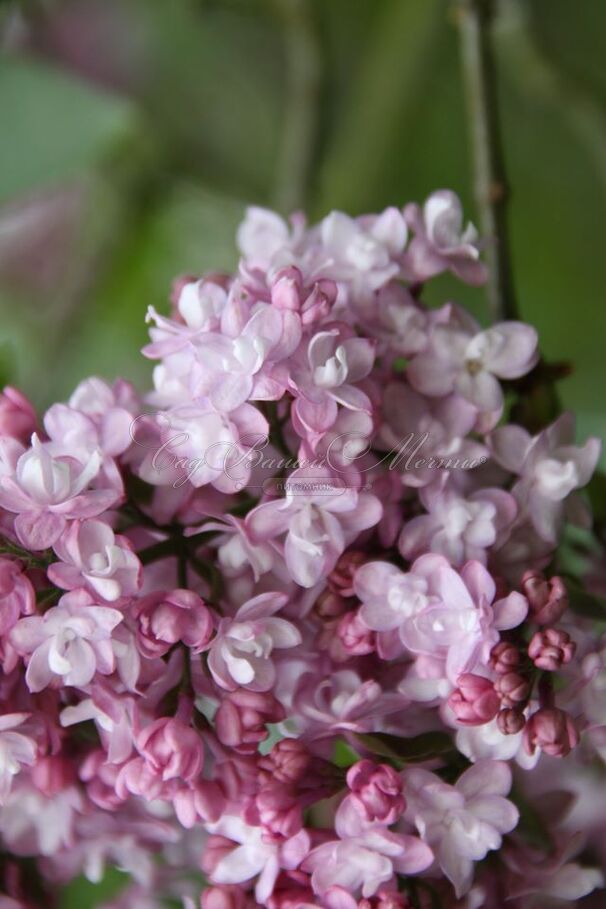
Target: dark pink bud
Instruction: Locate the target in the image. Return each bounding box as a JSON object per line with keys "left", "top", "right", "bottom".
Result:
{"left": 133, "top": 589, "right": 213, "bottom": 658}
{"left": 528, "top": 628, "right": 576, "bottom": 671}
{"left": 337, "top": 609, "right": 376, "bottom": 656}
{"left": 244, "top": 782, "right": 302, "bottom": 841}
{"left": 522, "top": 571, "right": 568, "bottom": 625}
{"left": 0, "top": 558, "right": 35, "bottom": 634}
{"left": 489, "top": 641, "right": 521, "bottom": 674}
{"left": 215, "top": 689, "right": 285, "bottom": 755}
{"left": 328, "top": 550, "right": 366, "bottom": 598}
{"left": 497, "top": 708, "right": 526, "bottom": 735}
{"left": 346, "top": 759, "right": 405, "bottom": 824}
{"left": 266, "top": 738, "right": 310, "bottom": 784}
{"left": 523, "top": 707, "right": 579, "bottom": 757}
{"left": 448, "top": 674, "right": 500, "bottom": 726}
{"left": 494, "top": 672, "right": 530, "bottom": 708}
{"left": 0, "top": 386, "right": 37, "bottom": 443}
{"left": 300, "top": 279, "right": 337, "bottom": 325}
{"left": 136, "top": 717, "right": 203, "bottom": 782}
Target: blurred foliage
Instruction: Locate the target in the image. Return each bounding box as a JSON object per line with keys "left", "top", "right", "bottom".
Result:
{"left": 0, "top": 0, "right": 605, "bottom": 903}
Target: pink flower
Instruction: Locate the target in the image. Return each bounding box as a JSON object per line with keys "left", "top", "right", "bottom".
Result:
{"left": 208, "top": 593, "right": 301, "bottom": 691}
{"left": 48, "top": 519, "right": 141, "bottom": 602}
{"left": 523, "top": 708, "right": 579, "bottom": 757}
{"left": 204, "top": 814, "right": 310, "bottom": 905}
{"left": 290, "top": 325, "right": 375, "bottom": 435}
{"left": 0, "top": 435, "right": 119, "bottom": 550}
{"left": 135, "top": 718, "right": 203, "bottom": 782}
{"left": 489, "top": 413, "right": 600, "bottom": 543}
{"left": 10, "top": 590, "right": 122, "bottom": 692}
{"left": 0, "top": 713, "right": 37, "bottom": 803}
{"left": 398, "top": 480, "right": 516, "bottom": 566}
{"left": 0, "top": 387, "right": 36, "bottom": 444}
{"left": 304, "top": 793, "right": 431, "bottom": 899}
{"left": 403, "top": 190, "right": 487, "bottom": 284}
{"left": 0, "top": 558, "right": 35, "bottom": 635}
{"left": 247, "top": 469, "right": 382, "bottom": 588}
{"left": 403, "top": 760, "right": 518, "bottom": 897}
{"left": 407, "top": 308, "right": 538, "bottom": 413}
{"left": 132, "top": 588, "right": 213, "bottom": 658}
{"left": 448, "top": 674, "right": 500, "bottom": 726}
{"left": 66, "top": 377, "right": 139, "bottom": 458}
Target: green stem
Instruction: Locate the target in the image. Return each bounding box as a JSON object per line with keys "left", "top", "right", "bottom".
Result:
{"left": 455, "top": 0, "right": 518, "bottom": 322}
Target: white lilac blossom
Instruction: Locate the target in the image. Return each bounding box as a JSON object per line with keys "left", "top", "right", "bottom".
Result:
{"left": 0, "top": 196, "right": 602, "bottom": 908}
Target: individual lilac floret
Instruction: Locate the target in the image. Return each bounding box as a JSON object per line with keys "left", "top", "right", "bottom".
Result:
{"left": 208, "top": 592, "right": 301, "bottom": 691}
{"left": 489, "top": 413, "right": 601, "bottom": 543}
{"left": 10, "top": 589, "right": 122, "bottom": 692}
{"left": 398, "top": 479, "right": 516, "bottom": 566}
{"left": 246, "top": 468, "right": 382, "bottom": 588}
{"left": 403, "top": 760, "right": 519, "bottom": 897}
{"left": 0, "top": 435, "right": 119, "bottom": 550}
{"left": 48, "top": 519, "right": 141, "bottom": 602}
{"left": 403, "top": 189, "right": 487, "bottom": 284}
{"left": 407, "top": 306, "right": 538, "bottom": 414}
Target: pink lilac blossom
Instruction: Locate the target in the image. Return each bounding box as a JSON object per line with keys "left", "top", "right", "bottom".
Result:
{"left": 0, "top": 196, "right": 602, "bottom": 908}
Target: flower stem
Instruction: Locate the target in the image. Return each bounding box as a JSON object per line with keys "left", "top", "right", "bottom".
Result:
{"left": 454, "top": 0, "right": 518, "bottom": 322}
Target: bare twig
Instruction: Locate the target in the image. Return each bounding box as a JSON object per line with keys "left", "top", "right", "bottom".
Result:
{"left": 455, "top": 0, "right": 518, "bottom": 322}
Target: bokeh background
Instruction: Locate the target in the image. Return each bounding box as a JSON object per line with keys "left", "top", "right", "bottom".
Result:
{"left": 0, "top": 0, "right": 605, "bottom": 903}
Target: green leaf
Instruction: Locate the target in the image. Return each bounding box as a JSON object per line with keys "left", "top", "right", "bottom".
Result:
{"left": 355, "top": 731, "right": 454, "bottom": 766}
{"left": 333, "top": 738, "right": 361, "bottom": 768}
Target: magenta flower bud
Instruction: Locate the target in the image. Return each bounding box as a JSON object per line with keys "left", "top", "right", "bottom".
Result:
{"left": 346, "top": 759, "right": 405, "bottom": 824}
{"left": 133, "top": 589, "right": 213, "bottom": 658}
{"left": 245, "top": 782, "right": 302, "bottom": 841}
{"left": 215, "top": 689, "right": 285, "bottom": 754}
{"left": 522, "top": 570, "right": 568, "bottom": 625}
{"left": 448, "top": 674, "right": 500, "bottom": 726}
{"left": 266, "top": 738, "right": 310, "bottom": 784}
{"left": 337, "top": 609, "right": 376, "bottom": 655}
{"left": 136, "top": 718, "right": 203, "bottom": 782}
{"left": 201, "top": 885, "right": 247, "bottom": 909}
{"left": 270, "top": 266, "right": 303, "bottom": 312}
{"left": 528, "top": 627, "right": 576, "bottom": 671}
{"left": 494, "top": 672, "right": 530, "bottom": 708}
{"left": 497, "top": 708, "right": 526, "bottom": 735}
{"left": 328, "top": 550, "right": 366, "bottom": 598}
{"left": 0, "top": 386, "right": 37, "bottom": 443}
{"left": 31, "top": 756, "right": 75, "bottom": 796}
{"left": 489, "top": 641, "right": 521, "bottom": 674}
{"left": 523, "top": 707, "right": 579, "bottom": 757}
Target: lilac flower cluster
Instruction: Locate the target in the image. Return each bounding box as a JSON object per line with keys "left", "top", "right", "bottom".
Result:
{"left": 0, "top": 192, "right": 604, "bottom": 908}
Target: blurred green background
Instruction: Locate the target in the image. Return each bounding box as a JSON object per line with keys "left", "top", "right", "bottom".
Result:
{"left": 0, "top": 0, "right": 605, "bottom": 903}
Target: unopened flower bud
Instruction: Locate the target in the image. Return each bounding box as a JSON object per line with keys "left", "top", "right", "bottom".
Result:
{"left": 448, "top": 674, "right": 500, "bottom": 726}
{"left": 522, "top": 571, "right": 568, "bottom": 625}
{"left": 495, "top": 672, "right": 530, "bottom": 707}
{"left": 497, "top": 708, "right": 526, "bottom": 735}
{"left": 528, "top": 627, "right": 576, "bottom": 671}
{"left": 523, "top": 707, "right": 579, "bottom": 757}
{"left": 489, "top": 641, "right": 521, "bottom": 674}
